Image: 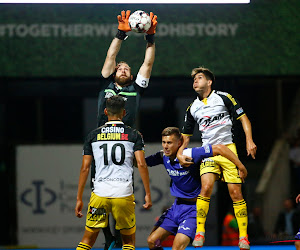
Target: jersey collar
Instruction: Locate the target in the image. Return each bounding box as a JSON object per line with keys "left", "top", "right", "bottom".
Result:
{"left": 114, "top": 83, "right": 123, "bottom": 90}
{"left": 197, "top": 90, "right": 214, "bottom": 103}
{"left": 105, "top": 121, "right": 124, "bottom": 125}
{"left": 165, "top": 155, "right": 179, "bottom": 164}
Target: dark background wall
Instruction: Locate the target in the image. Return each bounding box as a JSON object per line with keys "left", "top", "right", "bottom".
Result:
{"left": 1, "top": 0, "right": 300, "bottom": 245}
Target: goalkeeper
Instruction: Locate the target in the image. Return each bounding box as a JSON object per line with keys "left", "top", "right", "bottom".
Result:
{"left": 91, "top": 10, "right": 157, "bottom": 250}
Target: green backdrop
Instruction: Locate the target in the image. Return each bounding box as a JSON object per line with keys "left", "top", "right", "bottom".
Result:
{"left": 0, "top": 0, "right": 299, "bottom": 77}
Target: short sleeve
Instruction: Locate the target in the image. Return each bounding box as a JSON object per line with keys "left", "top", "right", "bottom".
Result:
{"left": 182, "top": 103, "right": 196, "bottom": 135}
{"left": 100, "top": 73, "right": 114, "bottom": 91}
{"left": 82, "top": 132, "right": 93, "bottom": 156}
{"left": 133, "top": 131, "right": 145, "bottom": 152}
{"left": 191, "top": 145, "right": 213, "bottom": 164}
{"left": 217, "top": 91, "right": 245, "bottom": 120}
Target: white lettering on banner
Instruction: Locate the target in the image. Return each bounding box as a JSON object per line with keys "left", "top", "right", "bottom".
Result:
{"left": 0, "top": 23, "right": 238, "bottom": 37}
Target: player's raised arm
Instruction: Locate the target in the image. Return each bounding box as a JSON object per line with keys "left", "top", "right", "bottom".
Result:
{"left": 135, "top": 150, "right": 152, "bottom": 209}
{"left": 101, "top": 10, "right": 131, "bottom": 78}
{"left": 75, "top": 155, "right": 93, "bottom": 218}
{"left": 239, "top": 114, "right": 257, "bottom": 159}
{"left": 211, "top": 144, "right": 248, "bottom": 182}
{"left": 138, "top": 12, "right": 157, "bottom": 79}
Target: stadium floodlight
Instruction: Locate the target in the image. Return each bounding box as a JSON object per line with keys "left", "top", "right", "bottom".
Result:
{"left": 0, "top": 0, "right": 250, "bottom": 3}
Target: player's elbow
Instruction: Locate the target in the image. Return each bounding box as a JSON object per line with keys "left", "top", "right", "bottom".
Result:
{"left": 137, "top": 161, "right": 147, "bottom": 169}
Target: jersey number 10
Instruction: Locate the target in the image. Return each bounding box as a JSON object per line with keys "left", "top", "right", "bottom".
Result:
{"left": 99, "top": 143, "right": 126, "bottom": 165}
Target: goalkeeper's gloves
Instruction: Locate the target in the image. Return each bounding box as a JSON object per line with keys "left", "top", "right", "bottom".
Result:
{"left": 145, "top": 12, "right": 158, "bottom": 44}
{"left": 116, "top": 10, "right": 131, "bottom": 40}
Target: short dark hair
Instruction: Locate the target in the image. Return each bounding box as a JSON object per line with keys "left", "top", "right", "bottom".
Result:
{"left": 106, "top": 95, "right": 125, "bottom": 115}
{"left": 191, "top": 67, "right": 215, "bottom": 84}
{"left": 161, "top": 127, "right": 182, "bottom": 140}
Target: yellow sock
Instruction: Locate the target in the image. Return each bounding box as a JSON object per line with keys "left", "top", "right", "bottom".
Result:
{"left": 196, "top": 195, "right": 210, "bottom": 233}
{"left": 233, "top": 199, "right": 248, "bottom": 238}
{"left": 77, "top": 242, "right": 91, "bottom": 250}
{"left": 122, "top": 244, "right": 135, "bottom": 250}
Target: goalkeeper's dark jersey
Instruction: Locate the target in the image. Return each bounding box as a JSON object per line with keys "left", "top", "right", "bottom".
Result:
{"left": 97, "top": 73, "right": 147, "bottom": 128}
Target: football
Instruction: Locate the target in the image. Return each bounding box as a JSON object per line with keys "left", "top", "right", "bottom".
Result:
{"left": 129, "top": 10, "right": 151, "bottom": 33}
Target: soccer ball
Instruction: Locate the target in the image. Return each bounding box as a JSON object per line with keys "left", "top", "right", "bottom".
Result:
{"left": 129, "top": 10, "right": 151, "bottom": 33}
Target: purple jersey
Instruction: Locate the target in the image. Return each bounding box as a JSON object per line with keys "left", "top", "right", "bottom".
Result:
{"left": 146, "top": 145, "right": 213, "bottom": 199}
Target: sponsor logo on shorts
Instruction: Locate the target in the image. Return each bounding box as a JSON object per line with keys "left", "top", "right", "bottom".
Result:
{"left": 87, "top": 206, "right": 107, "bottom": 222}
{"left": 178, "top": 221, "right": 191, "bottom": 231}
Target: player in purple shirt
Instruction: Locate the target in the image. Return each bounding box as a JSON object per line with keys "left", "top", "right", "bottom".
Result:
{"left": 146, "top": 127, "right": 247, "bottom": 250}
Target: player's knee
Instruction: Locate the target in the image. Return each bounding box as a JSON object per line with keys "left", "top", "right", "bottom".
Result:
{"left": 229, "top": 189, "right": 243, "bottom": 201}
{"left": 201, "top": 183, "right": 213, "bottom": 195}
{"left": 147, "top": 235, "right": 156, "bottom": 248}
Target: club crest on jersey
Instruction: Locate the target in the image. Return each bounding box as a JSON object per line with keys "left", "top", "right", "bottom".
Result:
{"left": 105, "top": 92, "right": 114, "bottom": 99}
{"left": 236, "top": 107, "right": 244, "bottom": 115}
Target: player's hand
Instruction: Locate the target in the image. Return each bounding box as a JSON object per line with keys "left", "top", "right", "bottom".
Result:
{"left": 146, "top": 12, "right": 158, "bottom": 35}
{"left": 246, "top": 139, "right": 257, "bottom": 159}
{"left": 296, "top": 194, "right": 300, "bottom": 203}
{"left": 75, "top": 200, "right": 84, "bottom": 218}
{"left": 117, "top": 10, "right": 131, "bottom": 32}
{"left": 143, "top": 194, "right": 152, "bottom": 210}
{"left": 238, "top": 165, "right": 248, "bottom": 183}
{"left": 177, "top": 153, "right": 193, "bottom": 167}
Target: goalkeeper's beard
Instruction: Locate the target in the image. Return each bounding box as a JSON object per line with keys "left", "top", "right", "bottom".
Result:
{"left": 115, "top": 75, "right": 132, "bottom": 86}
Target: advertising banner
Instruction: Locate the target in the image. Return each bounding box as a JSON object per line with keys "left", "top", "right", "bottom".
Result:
{"left": 1, "top": 0, "right": 300, "bottom": 77}
{"left": 16, "top": 144, "right": 175, "bottom": 247}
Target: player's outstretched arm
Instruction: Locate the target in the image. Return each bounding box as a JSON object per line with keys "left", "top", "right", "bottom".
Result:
{"left": 138, "top": 12, "right": 157, "bottom": 79}
{"left": 212, "top": 144, "right": 248, "bottom": 182}
{"left": 177, "top": 134, "right": 193, "bottom": 167}
{"left": 135, "top": 150, "right": 152, "bottom": 209}
{"left": 101, "top": 10, "right": 131, "bottom": 78}
{"left": 75, "top": 155, "right": 92, "bottom": 218}
{"left": 239, "top": 114, "right": 257, "bottom": 159}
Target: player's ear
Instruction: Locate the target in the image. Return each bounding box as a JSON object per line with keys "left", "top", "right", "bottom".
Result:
{"left": 131, "top": 75, "right": 133, "bottom": 81}
{"left": 178, "top": 137, "right": 183, "bottom": 148}
{"left": 104, "top": 108, "right": 108, "bottom": 116}
{"left": 123, "top": 109, "right": 126, "bottom": 117}
{"left": 208, "top": 79, "right": 212, "bottom": 87}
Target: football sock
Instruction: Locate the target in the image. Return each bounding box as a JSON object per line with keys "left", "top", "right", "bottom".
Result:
{"left": 122, "top": 244, "right": 135, "bottom": 250}
{"left": 233, "top": 199, "right": 248, "bottom": 238}
{"left": 76, "top": 242, "right": 91, "bottom": 250}
{"left": 196, "top": 195, "right": 210, "bottom": 233}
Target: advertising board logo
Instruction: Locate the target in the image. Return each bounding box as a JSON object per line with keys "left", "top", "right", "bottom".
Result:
{"left": 21, "top": 180, "right": 56, "bottom": 214}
